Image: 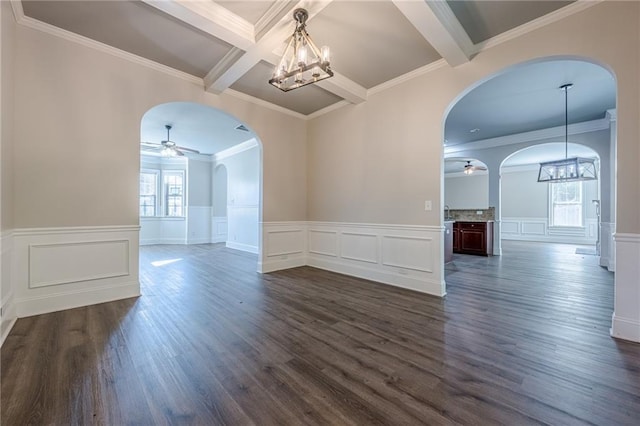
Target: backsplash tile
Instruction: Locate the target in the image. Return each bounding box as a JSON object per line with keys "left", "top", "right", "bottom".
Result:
{"left": 446, "top": 207, "right": 495, "bottom": 221}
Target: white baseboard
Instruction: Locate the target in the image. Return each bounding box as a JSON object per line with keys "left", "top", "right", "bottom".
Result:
{"left": 259, "top": 255, "right": 306, "bottom": 273}
{"left": 140, "top": 237, "right": 187, "bottom": 245}
{"left": 611, "top": 314, "right": 640, "bottom": 342}
{"left": 186, "top": 238, "right": 211, "bottom": 245}
{"left": 211, "top": 216, "right": 227, "bottom": 244}
{"left": 16, "top": 280, "right": 140, "bottom": 318}
{"left": 226, "top": 241, "right": 259, "bottom": 254}
{"left": 308, "top": 256, "right": 445, "bottom": 296}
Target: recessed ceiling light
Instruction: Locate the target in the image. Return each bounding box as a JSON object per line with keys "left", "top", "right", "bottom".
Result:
{"left": 470, "top": 128, "right": 480, "bottom": 133}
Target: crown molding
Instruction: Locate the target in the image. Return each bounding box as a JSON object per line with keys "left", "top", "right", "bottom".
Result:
{"left": 473, "top": 0, "right": 603, "bottom": 53}
{"left": 214, "top": 138, "right": 259, "bottom": 162}
{"left": 223, "top": 89, "right": 307, "bottom": 120}
{"left": 444, "top": 117, "right": 610, "bottom": 154}
{"left": 368, "top": 59, "right": 448, "bottom": 96}
{"left": 14, "top": 13, "right": 204, "bottom": 87}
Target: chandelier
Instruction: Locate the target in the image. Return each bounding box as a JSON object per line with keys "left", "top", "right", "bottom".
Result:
{"left": 269, "top": 8, "right": 333, "bottom": 92}
{"left": 537, "top": 84, "right": 597, "bottom": 183}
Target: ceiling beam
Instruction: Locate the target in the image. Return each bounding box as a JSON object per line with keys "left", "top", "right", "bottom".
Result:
{"left": 141, "top": 0, "right": 255, "bottom": 50}
{"left": 144, "top": 0, "right": 367, "bottom": 105}
{"left": 205, "top": 1, "right": 331, "bottom": 93}
{"left": 392, "top": 0, "right": 474, "bottom": 67}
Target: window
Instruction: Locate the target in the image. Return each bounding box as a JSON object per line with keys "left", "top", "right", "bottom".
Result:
{"left": 163, "top": 172, "right": 184, "bottom": 217}
{"left": 139, "top": 171, "right": 158, "bottom": 217}
{"left": 550, "top": 181, "right": 583, "bottom": 227}
{"left": 139, "top": 169, "right": 185, "bottom": 217}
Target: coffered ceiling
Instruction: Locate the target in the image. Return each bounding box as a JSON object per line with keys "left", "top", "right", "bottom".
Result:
{"left": 18, "top": 0, "right": 588, "bottom": 120}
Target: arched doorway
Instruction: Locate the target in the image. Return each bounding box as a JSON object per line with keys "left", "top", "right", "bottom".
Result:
{"left": 443, "top": 57, "right": 616, "bottom": 260}
{"left": 138, "top": 102, "right": 263, "bottom": 272}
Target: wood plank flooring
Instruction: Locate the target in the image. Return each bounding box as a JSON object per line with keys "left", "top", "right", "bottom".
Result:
{"left": 2, "top": 241, "right": 639, "bottom": 425}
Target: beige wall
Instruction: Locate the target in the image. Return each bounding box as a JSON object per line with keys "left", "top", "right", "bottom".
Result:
{"left": 1, "top": 1, "right": 15, "bottom": 233}
{"left": 308, "top": 1, "right": 640, "bottom": 233}
{"left": 12, "top": 24, "right": 307, "bottom": 228}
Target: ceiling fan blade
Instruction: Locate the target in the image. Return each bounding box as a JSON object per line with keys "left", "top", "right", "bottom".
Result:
{"left": 175, "top": 145, "right": 200, "bottom": 154}
{"left": 141, "top": 141, "right": 162, "bottom": 147}
{"left": 473, "top": 166, "right": 487, "bottom": 171}
{"left": 175, "top": 149, "right": 185, "bottom": 156}
{"left": 141, "top": 146, "right": 163, "bottom": 152}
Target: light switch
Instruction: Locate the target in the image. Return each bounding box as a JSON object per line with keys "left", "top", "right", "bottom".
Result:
{"left": 425, "top": 200, "right": 432, "bottom": 211}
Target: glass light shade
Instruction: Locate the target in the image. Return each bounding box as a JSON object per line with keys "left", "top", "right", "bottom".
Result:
{"left": 321, "top": 45, "right": 330, "bottom": 63}
{"left": 297, "top": 45, "right": 307, "bottom": 66}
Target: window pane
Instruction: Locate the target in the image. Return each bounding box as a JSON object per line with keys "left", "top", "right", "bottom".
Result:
{"left": 164, "top": 173, "right": 184, "bottom": 216}
{"left": 140, "top": 172, "right": 157, "bottom": 216}
{"left": 550, "top": 181, "right": 583, "bottom": 227}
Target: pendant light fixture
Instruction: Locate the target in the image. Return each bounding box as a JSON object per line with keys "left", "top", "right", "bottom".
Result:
{"left": 269, "top": 8, "right": 333, "bottom": 92}
{"left": 537, "top": 83, "right": 597, "bottom": 183}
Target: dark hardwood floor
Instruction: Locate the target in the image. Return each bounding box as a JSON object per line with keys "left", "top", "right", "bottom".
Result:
{"left": 2, "top": 241, "right": 639, "bottom": 425}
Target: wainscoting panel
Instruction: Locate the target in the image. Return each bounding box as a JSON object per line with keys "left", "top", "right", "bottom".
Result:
{"left": 308, "top": 229, "right": 338, "bottom": 257}
{"left": 340, "top": 232, "right": 377, "bottom": 264}
{"left": 522, "top": 221, "right": 546, "bottom": 236}
{"left": 140, "top": 217, "right": 186, "bottom": 245}
{"left": 212, "top": 216, "right": 228, "bottom": 243}
{"left": 187, "top": 206, "right": 212, "bottom": 244}
{"left": 260, "top": 222, "right": 306, "bottom": 273}
{"left": 611, "top": 233, "right": 640, "bottom": 342}
{"left": 29, "top": 240, "right": 129, "bottom": 288}
{"left": 381, "top": 235, "right": 433, "bottom": 273}
{"left": 501, "top": 217, "right": 598, "bottom": 245}
{"left": 12, "top": 226, "right": 140, "bottom": 317}
{"left": 306, "top": 222, "right": 444, "bottom": 296}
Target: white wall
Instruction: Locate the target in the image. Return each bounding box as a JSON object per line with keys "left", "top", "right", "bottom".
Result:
{"left": 215, "top": 143, "right": 260, "bottom": 254}
{"left": 211, "top": 164, "right": 228, "bottom": 243}
{"left": 187, "top": 157, "right": 212, "bottom": 244}
{"left": 444, "top": 173, "right": 489, "bottom": 209}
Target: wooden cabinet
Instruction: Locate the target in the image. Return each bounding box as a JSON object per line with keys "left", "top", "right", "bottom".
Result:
{"left": 452, "top": 222, "right": 493, "bottom": 256}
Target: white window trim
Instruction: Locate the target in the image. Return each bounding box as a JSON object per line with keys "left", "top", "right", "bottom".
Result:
{"left": 139, "top": 168, "right": 186, "bottom": 218}
{"left": 162, "top": 170, "right": 186, "bottom": 218}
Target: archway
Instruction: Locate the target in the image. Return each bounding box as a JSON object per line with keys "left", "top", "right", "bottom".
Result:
{"left": 500, "top": 143, "right": 601, "bottom": 249}
{"left": 139, "top": 102, "right": 263, "bottom": 272}
{"left": 442, "top": 57, "right": 615, "bottom": 259}
{"left": 441, "top": 57, "right": 618, "bottom": 330}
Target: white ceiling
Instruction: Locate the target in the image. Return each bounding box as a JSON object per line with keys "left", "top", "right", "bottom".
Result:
{"left": 17, "top": 1, "right": 614, "bottom": 158}
{"left": 141, "top": 102, "right": 256, "bottom": 155}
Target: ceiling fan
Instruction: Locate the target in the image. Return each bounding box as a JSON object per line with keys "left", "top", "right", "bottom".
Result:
{"left": 141, "top": 124, "right": 200, "bottom": 157}
{"left": 464, "top": 160, "right": 487, "bottom": 175}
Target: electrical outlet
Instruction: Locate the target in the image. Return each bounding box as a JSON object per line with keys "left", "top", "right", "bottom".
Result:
{"left": 476, "top": 210, "right": 483, "bottom": 215}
